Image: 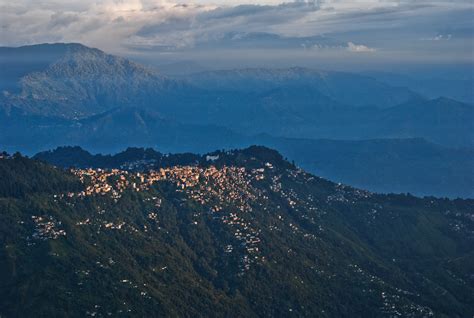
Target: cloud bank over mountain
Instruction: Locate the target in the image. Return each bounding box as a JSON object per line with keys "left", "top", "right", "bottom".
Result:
{"left": 1, "top": 0, "right": 472, "bottom": 68}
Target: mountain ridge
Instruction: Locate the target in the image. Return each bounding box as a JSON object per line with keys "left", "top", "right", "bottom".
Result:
{"left": 186, "top": 66, "right": 422, "bottom": 108}
{"left": 1, "top": 42, "right": 472, "bottom": 198}
{"left": 33, "top": 141, "right": 474, "bottom": 199}
{"left": 2, "top": 43, "right": 470, "bottom": 148}
{"left": 1, "top": 43, "right": 422, "bottom": 118}
{"left": 1, "top": 146, "right": 473, "bottom": 317}
{"left": 1, "top": 43, "right": 176, "bottom": 118}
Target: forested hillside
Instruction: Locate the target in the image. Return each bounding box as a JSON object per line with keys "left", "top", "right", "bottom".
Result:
{"left": 1, "top": 147, "right": 473, "bottom": 317}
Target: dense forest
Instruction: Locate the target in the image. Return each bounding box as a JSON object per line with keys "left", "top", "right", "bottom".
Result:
{"left": 1, "top": 147, "right": 473, "bottom": 317}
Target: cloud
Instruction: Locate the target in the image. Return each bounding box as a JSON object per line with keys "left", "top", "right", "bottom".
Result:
{"left": 421, "top": 34, "right": 453, "bottom": 41}
{"left": 347, "top": 42, "right": 376, "bottom": 53}
{"left": 48, "top": 12, "right": 80, "bottom": 29}
{"left": 129, "top": 2, "right": 321, "bottom": 51}
{"left": 0, "top": 0, "right": 472, "bottom": 66}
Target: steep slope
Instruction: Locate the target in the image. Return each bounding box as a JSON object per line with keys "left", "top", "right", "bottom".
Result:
{"left": 1, "top": 147, "right": 473, "bottom": 317}
{"left": 0, "top": 43, "right": 177, "bottom": 118}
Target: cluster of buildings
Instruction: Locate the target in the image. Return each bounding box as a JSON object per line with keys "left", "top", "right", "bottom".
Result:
{"left": 63, "top": 161, "right": 350, "bottom": 274}
{"left": 326, "top": 183, "right": 372, "bottom": 204}
{"left": 70, "top": 168, "right": 129, "bottom": 199}
{"left": 221, "top": 212, "right": 262, "bottom": 272}
{"left": 66, "top": 164, "right": 273, "bottom": 272}
{"left": 70, "top": 165, "right": 264, "bottom": 214}
{"left": 30, "top": 215, "right": 66, "bottom": 241}
{"left": 162, "top": 165, "right": 266, "bottom": 272}
{"left": 347, "top": 263, "right": 433, "bottom": 317}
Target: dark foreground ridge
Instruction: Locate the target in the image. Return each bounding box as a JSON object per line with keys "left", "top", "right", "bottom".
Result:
{"left": 1, "top": 146, "right": 473, "bottom": 317}
{"left": 34, "top": 143, "right": 474, "bottom": 199}
{"left": 33, "top": 145, "right": 292, "bottom": 171}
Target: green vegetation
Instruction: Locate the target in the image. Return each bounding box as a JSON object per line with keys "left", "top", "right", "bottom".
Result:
{"left": 1, "top": 147, "right": 473, "bottom": 317}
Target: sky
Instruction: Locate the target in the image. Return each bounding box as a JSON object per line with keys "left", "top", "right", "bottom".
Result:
{"left": 1, "top": 0, "right": 473, "bottom": 70}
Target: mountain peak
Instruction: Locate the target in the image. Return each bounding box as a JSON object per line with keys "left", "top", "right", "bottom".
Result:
{"left": 0, "top": 42, "right": 91, "bottom": 53}
{"left": 1, "top": 42, "right": 173, "bottom": 118}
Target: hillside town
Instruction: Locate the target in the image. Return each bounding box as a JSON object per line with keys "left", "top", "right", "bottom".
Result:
{"left": 63, "top": 164, "right": 273, "bottom": 272}
{"left": 54, "top": 161, "right": 381, "bottom": 273}
{"left": 60, "top": 161, "right": 364, "bottom": 273}
{"left": 2, "top": 151, "right": 473, "bottom": 317}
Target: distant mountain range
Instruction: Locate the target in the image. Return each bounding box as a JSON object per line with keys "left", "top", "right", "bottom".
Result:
{"left": 1, "top": 43, "right": 473, "bottom": 198}
{"left": 2, "top": 146, "right": 474, "bottom": 317}
{"left": 365, "top": 70, "right": 474, "bottom": 105}
{"left": 185, "top": 67, "right": 421, "bottom": 108}
{"left": 1, "top": 43, "right": 420, "bottom": 116}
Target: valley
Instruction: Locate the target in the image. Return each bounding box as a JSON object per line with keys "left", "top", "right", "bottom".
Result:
{"left": 1, "top": 44, "right": 473, "bottom": 198}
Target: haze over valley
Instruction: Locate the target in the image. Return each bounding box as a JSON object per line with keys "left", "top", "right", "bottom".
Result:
{"left": 1, "top": 43, "right": 472, "bottom": 198}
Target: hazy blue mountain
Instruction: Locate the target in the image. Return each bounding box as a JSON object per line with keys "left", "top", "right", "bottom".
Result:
{"left": 255, "top": 136, "right": 474, "bottom": 198}
{"left": 2, "top": 43, "right": 471, "bottom": 147}
{"left": 1, "top": 104, "right": 472, "bottom": 197}
{"left": 365, "top": 71, "right": 474, "bottom": 104}
{"left": 1, "top": 43, "right": 422, "bottom": 119}
{"left": 186, "top": 67, "right": 421, "bottom": 108}
{"left": 0, "top": 43, "right": 179, "bottom": 118}
{"left": 375, "top": 97, "right": 474, "bottom": 147}
{"left": 236, "top": 95, "right": 473, "bottom": 148}
{"left": 71, "top": 107, "right": 245, "bottom": 154}
{"left": 1, "top": 43, "right": 472, "bottom": 198}
{"left": 155, "top": 87, "right": 473, "bottom": 148}
{"left": 0, "top": 107, "right": 246, "bottom": 154}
